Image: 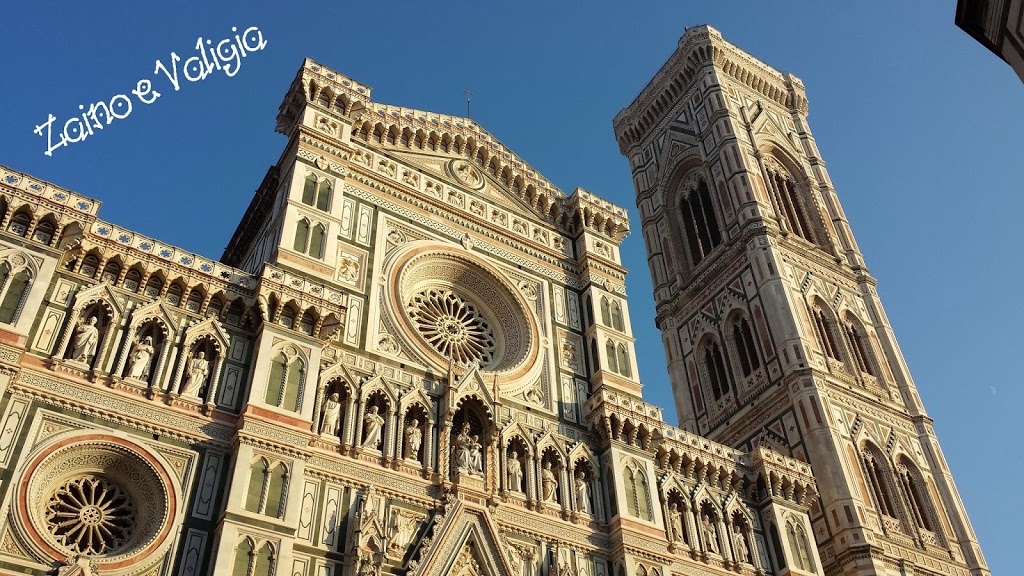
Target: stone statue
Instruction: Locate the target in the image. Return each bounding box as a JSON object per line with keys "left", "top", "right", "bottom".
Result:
{"left": 668, "top": 503, "right": 685, "bottom": 542}
{"left": 732, "top": 525, "right": 749, "bottom": 563}
{"left": 362, "top": 405, "right": 384, "bottom": 449}
{"left": 71, "top": 316, "right": 100, "bottom": 363}
{"left": 507, "top": 451, "right": 523, "bottom": 492}
{"left": 389, "top": 509, "right": 418, "bottom": 552}
{"left": 468, "top": 435, "right": 483, "bottom": 473}
{"left": 180, "top": 351, "right": 210, "bottom": 398}
{"left": 454, "top": 423, "right": 473, "bottom": 472}
{"left": 404, "top": 418, "right": 422, "bottom": 459}
{"left": 702, "top": 514, "right": 718, "bottom": 553}
{"left": 542, "top": 461, "right": 558, "bottom": 502}
{"left": 320, "top": 392, "right": 341, "bottom": 435}
{"left": 574, "top": 471, "right": 590, "bottom": 513}
{"left": 126, "top": 335, "right": 155, "bottom": 381}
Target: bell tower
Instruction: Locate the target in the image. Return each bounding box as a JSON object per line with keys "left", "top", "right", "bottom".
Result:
{"left": 614, "top": 26, "right": 989, "bottom": 576}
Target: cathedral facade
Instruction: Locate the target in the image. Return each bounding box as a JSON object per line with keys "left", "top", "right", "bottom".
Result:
{"left": 0, "top": 26, "right": 985, "bottom": 576}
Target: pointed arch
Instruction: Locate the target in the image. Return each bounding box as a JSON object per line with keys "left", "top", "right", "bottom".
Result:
{"left": 0, "top": 250, "right": 37, "bottom": 325}
{"left": 293, "top": 218, "right": 310, "bottom": 252}
{"left": 309, "top": 223, "right": 326, "bottom": 259}
{"left": 727, "top": 310, "right": 761, "bottom": 378}
{"left": 842, "top": 311, "right": 876, "bottom": 376}
{"left": 301, "top": 173, "right": 317, "bottom": 205}
{"left": 616, "top": 343, "right": 631, "bottom": 377}
{"left": 895, "top": 455, "right": 936, "bottom": 533}
{"left": 600, "top": 296, "right": 611, "bottom": 326}
{"left": 810, "top": 298, "right": 842, "bottom": 362}
{"left": 622, "top": 459, "right": 652, "bottom": 521}
{"left": 605, "top": 339, "right": 618, "bottom": 373}
{"left": 860, "top": 441, "right": 900, "bottom": 524}
{"left": 610, "top": 300, "right": 624, "bottom": 331}
{"left": 699, "top": 336, "right": 731, "bottom": 401}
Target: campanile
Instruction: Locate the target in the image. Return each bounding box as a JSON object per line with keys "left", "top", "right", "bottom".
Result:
{"left": 614, "top": 26, "right": 989, "bottom": 576}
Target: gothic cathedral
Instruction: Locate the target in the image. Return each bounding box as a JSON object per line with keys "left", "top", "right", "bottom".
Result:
{"left": 0, "top": 25, "right": 985, "bottom": 576}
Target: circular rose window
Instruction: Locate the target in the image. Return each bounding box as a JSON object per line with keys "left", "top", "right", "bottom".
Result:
{"left": 407, "top": 287, "right": 498, "bottom": 366}
{"left": 15, "top": 435, "right": 176, "bottom": 571}
{"left": 386, "top": 244, "right": 539, "bottom": 378}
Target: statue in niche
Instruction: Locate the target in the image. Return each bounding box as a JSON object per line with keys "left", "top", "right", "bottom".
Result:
{"left": 668, "top": 503, "right": 685, "bottom": 542}
{"left": 732, "top": 525, "right": 749, "bottom": 563}
{"left": 525, "top": 382, "right": 544, "bottom": 406}
{"left": 180, "top": 350, "right": 210, "bottom": 398}
{"left": 469, "top": 435, "right": 482, "bottom": 473}
{"left": 320, "top": 392, "right": 341, "bottom": 435}
{"left": 71, "top": 316, "right": 100, "bottom": 363}
{"left": 454, "top": 423, "right": 482, "bottom": 475}
{"left": 702, "top": 514, "right": 719, "bottom": 553}
{"left": 389, "top": 508, "right": 419, "bottom": 552}
{"left": 507, "top": 450, "right": 523, "bottom": 492}
{"left": 362, "top": 405, "right": 385, "bottom": 449}
{"left": 541, "top": 461, "right": 558, "bottom": 502}
{"left": 404, "top": 418, "right": 422, "bottom": 459}
{"left": 126, "top": 335, "right": 155, "bottom": 381}
{"left": 574, "top": 471, "right": 590, "bottom": 513}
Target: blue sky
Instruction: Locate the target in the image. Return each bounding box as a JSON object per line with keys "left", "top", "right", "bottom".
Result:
{"left": 1, "top": 1, "right": 1019, "bottom": 572}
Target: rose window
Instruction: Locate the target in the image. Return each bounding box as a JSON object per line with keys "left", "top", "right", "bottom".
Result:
{"left": 407, "top": 287, "right": 497, "bottom": 366}
{"left": 45, "top": 475, "right": 136, "bottom": 555}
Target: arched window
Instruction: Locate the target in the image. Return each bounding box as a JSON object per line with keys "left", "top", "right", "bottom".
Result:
{"left": 600, "top": 297, "right": 611, "bottom": 326}
{"left": 861, "top": 445, "right": 899, "bottom": 521}
{"left": 265, "top": 350, "right": 305, "bottom": 412}
{"left": 315, "top": 180, "right": 331, "bottom": 211}
{"left": 264, "top": 464, "right": 288, "bottom": 519}
{"left": 309, "top": 224, "right": 326, "bottom": 259}
{"left": 812, "top": 305, "right": 841, "bottom": 361}
{"left": 622, "top": 463, "right": 652, "bottom": 521}
{"left": 100, "top": 260, "right": 121, "bottom": 284}
{"left": 33, "top": 219, "right": 55, "bottom": 245}
{"left": 7, "top": 210, "right": 31, "bottom": 237}
{"left": 244, "top": 459, "right": 269, "bottom": 513}
{"left": 166, "top": 283, "right": 184, "bottom": 306}
{"left": 293, "top": 219, "right": 310, "bottom": 252}
{"left": 616, "top": 344, "right": 631, "bottom": 377}
{"left": 843, "top": 315, "right": 875, "bottom": 376}
{"left": 605, "top": 339, "right": 619, "bottom": 373}
{"left": 704, "top": 342, "right": 730, "bottom": 401}
{"left": 253, "top": 543, "right": 274, "bottom": 576}
{"left": 186, "top": 289, "right": 204, "bottom": 313}
{"left": 763, "top": 161, "right": 816, "bottom": 244}
{"left": 79, "top": 254, "right": 100, "bottom": 278}
{"left": 143, "top": 275, "right": 162, "bottom": 298}
{"left": 679, "top": 178, "right": 722, "bottom": 266}
{"left": 301, "top": 175, "right": 317, "bottom": 206}
{"left": 0, "top": 265, "right": 31, "bottom": 324}
{"left": 122, "top": 269, "right": 142, "bottom": 292}
{"left": 591, "top": 339, "right": 600, "bottom": 372}
{"left": 244, "top": 458, "right": 288, "bottom": 521}
{"left": 232, "top": 539, "right": 255, "bottom": 576}
{"left": 786, "top": 520, "right": 815, "bottom": 572}
{"left": 611, "top": 301, "right": 624, "bottom": 331}
{"left": 896, "top": 457, "right": 935, "bottom": 532}
{"left": 732, "top": 317, "right": 760, "bottom": 377}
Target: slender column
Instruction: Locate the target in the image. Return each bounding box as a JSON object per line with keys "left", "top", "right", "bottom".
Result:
{"left": 149, "top": 332, "right": 175, "bottom": 397}
{"left": 112, "top": 324, "right": 137, "bottom": 379}
{"left": 204, "top": 355, "right": 226, "bottom": 411}
{"left": 423, "top": 419, "right": 435, "bottom": 473}
{"left": 353, "top": 399, "right": 366, "bottom": 452}
{"left": 382, "top": 405, "right": 396, "bottom": 462}
{"left": 310, "top": 383, "right": 326, "bottom": 434}
{"left": 341, "top": 397, "right": 358, "bottom": 450}
{"left": 54, "top": 306, "right": 83, "bottom": 360}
